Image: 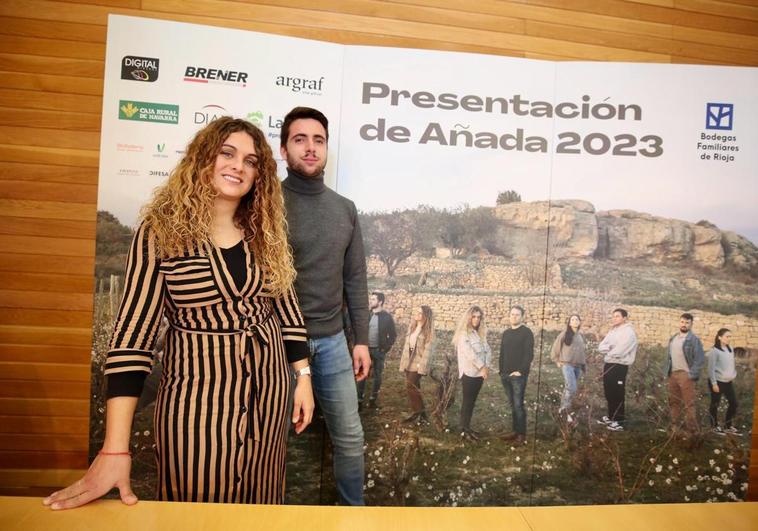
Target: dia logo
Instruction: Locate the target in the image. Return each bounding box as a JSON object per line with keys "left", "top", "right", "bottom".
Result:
{"left": 195, "top": 104, "right": 227, "bottom": 125}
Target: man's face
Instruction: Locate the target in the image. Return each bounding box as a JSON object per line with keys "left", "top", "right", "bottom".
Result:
{"left": 369, "top": 294, "right": 380, "bottom": 310}
{"left": 611, "top": 311, "right": 625, "bottom": 327}
{"left": 280, "top": 118, "right": 327, "bottom": 177}
{"left": 679, "top": 318, "right": 693, "bottom": 334}
{"left": 509, "top": 308, "right": 523, "bottom": 327}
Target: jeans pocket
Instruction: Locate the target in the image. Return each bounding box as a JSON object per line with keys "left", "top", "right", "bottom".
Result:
{"left": 313, "top": 334, "right": 353, "bottom": 376}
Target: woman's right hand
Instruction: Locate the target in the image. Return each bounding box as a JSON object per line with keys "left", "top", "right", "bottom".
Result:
{"left": 43, "top": 452, "right": 137, "bottom": 510}
{"left": 712, "top": 383, "right": 720, "bottom": 393}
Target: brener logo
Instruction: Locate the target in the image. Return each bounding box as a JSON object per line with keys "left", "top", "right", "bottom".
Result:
{"left": 119, "top": 100, "right": 179, "bottom": 125}
{"left": 121, "top": 56, "right": 159, "bottom": 82}
{"left": 705, "top": 102, "right": 734, "bottom": 131}
{"left": 184, "top": 66, "right": 248, "bottom": 87}
{"left": 195, "top": 104, "right": 227, "bottom": 125}
{"left": 275, "top": 75, "right": 324, "bottom": 95}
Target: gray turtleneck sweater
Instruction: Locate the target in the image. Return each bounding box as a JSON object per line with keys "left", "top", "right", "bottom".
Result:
{"left": 282, "top": 169, "right": 369, "bottom": 345}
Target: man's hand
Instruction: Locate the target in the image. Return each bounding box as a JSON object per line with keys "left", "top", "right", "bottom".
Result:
{"left": 509, "top": 371, "right": 522, "bottom": 377}
{"left": 353, "top": 344, "right": 371, "bottom": 381}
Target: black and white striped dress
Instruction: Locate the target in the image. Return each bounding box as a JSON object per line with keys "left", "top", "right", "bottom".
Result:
{"left": 104, "top": 223, "right": 308, "bottom": 503}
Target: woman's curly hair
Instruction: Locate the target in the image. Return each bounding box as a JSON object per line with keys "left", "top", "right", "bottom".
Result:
{"left": 140, "top": 116, "right": 295, "bottom": 296}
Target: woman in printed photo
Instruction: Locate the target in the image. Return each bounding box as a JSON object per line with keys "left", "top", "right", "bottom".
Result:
{"left": 550, "top": 314, "right": 586, "bottom": 423}
{"left": 453, "top": 305, "right": 491, "bottom": 441}
{"left": 398, "top": 305, "right": 434, "bottom": 424}
{"left": 707, "top": 328, "right": 739, "bottom": 435}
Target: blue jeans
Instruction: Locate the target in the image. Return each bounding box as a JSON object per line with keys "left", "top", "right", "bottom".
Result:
{"left": 356, "top": 347, "right": 386, "bottom": 401}
{"left": 560, "top": 365, "right": 582, "bottom": 411}
{"left": 501, "top": 373, "right": 527, "bottom": 435}
{"left": 309, "top": 330, "right": 365, "bottom": 506}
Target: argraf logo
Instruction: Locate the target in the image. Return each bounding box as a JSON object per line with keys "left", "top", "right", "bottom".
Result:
{"left": 120, "top": 102, "right": 139, "bottom": 118}
{"left": 275, "top": 75, "right": 324, "bottom": 94}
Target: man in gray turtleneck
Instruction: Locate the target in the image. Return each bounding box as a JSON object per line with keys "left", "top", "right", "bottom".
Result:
{"left": 279, "top": 107, "right": 369, "bottom": 506}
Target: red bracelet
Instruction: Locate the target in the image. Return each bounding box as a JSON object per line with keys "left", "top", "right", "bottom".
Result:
{"left": 98, "top": 450, "right": 132, "bottom": 457}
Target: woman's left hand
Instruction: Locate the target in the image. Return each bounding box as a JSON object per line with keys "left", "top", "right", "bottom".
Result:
{"left": 292, "top": 376, "right": 314, "bottom": 434}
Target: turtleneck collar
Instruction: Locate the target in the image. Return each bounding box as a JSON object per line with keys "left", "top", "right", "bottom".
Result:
{"left": 283, "top": 168, "right": 326, "bottom": 195}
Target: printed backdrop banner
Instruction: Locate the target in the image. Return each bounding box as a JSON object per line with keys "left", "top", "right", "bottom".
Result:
{"left": 94, "top": 15, "right": 757, "bottom": 507}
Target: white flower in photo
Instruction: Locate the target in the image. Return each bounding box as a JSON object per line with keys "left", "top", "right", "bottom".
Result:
{"left": 665, "top": 478, "right": 672, "bottom": 485}
{"left": 655, "top": 465, "right": 663, "bottom": 473}
{"left": 684, "top": 496, "right": 690, "bottom": 501}
{"left": 713, "top": 449, "right": 721, "bottom": 455}
{"left": 648, "top": 480, "right": 655, "bottom": 486}
{"left": 367, "top": 480, "right": 375, "bottom": 488}
{"left": 672, "top": 458, "right": 679, "bottom": 465}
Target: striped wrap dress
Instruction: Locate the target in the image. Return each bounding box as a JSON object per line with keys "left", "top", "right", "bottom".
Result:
{"left": 103, "top": 224, "right": 308, "bottom": 503}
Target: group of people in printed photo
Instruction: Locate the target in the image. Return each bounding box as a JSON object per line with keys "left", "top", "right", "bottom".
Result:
{"left": 359, "top": 296, "right": 743, "bottom": 443}
{"left": 47, "top": 104, "right": 747, "bottom": 511}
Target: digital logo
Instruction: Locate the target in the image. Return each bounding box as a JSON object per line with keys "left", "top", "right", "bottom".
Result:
{"left": 705, "top": 103, "right": 733, "bottom": 131}
{"left": 156, "top": 143, "right": 165, "bottom": 153}
{"left": 194, "top": 104, "right": 227, "bottom": 125}
{"left": 275, "top": 75, "right": 324, "bottom": 95}
{"left": 184, "top": 66, "right": 248, "bottom": 87}
{"left": 119, "top": 100, "right": 179, "bottom": 125}
{"left": 121, "top": 56, "right": 159, "bottom": 82}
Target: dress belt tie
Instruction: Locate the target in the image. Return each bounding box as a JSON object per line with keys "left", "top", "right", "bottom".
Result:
{"left": 173, "top": 311, "right": 273, "bottom": 441}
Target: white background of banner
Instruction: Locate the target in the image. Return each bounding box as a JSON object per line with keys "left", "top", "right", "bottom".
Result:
{"left": 99, "top": 15, "right": 758, "bottom": 240}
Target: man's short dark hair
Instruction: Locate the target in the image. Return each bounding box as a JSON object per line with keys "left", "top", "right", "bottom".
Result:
{"left": 680, "top": 312, "right": 694, "bottom": 322}
{"left": 511, "top": 305, "right": 525, "bottom": 316}
{"left": 371, "top": 291, "right": 385, "bottom": 305}
{"left": 613, "top": 308, "right": 628, "bottom": 318}
{"left": 280, "top": 106, "right": 329, "bottom": 147}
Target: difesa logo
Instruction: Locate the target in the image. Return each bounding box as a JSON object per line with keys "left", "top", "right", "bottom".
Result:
{"left": 184, "top": 66, "right": 248, "bottom": 87}
{"left": 121, "top": 56, "right": 159, "bottom": 82}
{"left": 119, "top": 100, "right": 179, "bottom": 125}
{"left": 274, "top": 75, "right": 324, "bottom": 95}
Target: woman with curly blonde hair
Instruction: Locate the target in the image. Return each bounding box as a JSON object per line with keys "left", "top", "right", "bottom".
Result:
{"left": 46, "top": 117, "right": 314, "bottom": 510}
{"left": 453, "top": 305, "right": 491, "bottom": 441}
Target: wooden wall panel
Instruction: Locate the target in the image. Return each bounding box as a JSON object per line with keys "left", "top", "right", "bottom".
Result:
{"left": 0, "top": 0, "right": 756, "bottom": 500}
